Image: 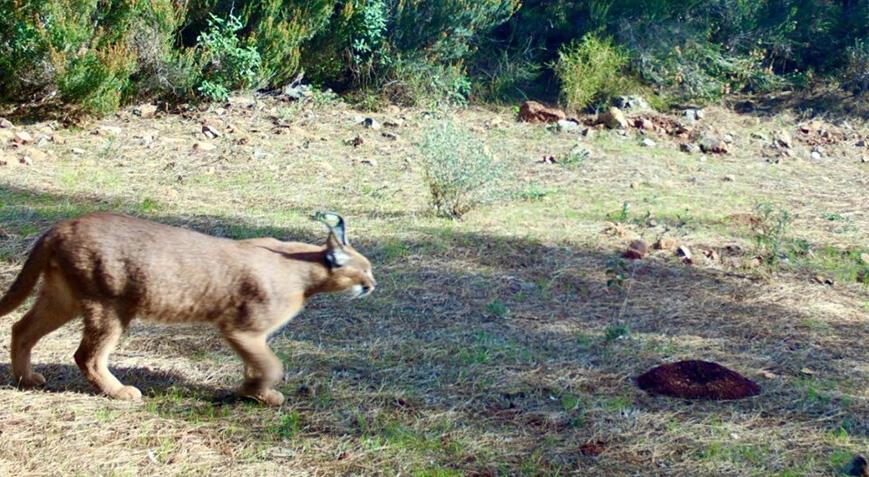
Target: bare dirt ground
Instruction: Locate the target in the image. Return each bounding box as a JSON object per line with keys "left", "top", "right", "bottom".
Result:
{"left": 0, "top": 94, "right": 866, "bottom": 476}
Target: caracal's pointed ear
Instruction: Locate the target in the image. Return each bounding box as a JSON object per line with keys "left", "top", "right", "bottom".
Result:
{"left": 313, "top": 211, "right": 351, "bottom": 268}
{"left": 325, "top": 237, "right": 351, "bottom": 268}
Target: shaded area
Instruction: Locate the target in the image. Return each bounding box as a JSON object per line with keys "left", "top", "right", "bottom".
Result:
{"left": 725, "top": 88, "right": 869, "bottom": 120}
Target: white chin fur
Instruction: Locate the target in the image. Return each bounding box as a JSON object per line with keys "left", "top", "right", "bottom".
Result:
{"left": 347, "top": 285, "right": 365, "bottom": 299}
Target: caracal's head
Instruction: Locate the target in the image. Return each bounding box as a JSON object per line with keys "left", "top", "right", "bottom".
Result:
{"left": 314, "top": 212, "right": 376, "bottom": 298}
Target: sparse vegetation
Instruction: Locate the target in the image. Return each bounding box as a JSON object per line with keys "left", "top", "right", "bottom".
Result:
{"left": 195, "top": 14, "right": 262, "bottom": 101}
{"left": 554, "top": 34, "right": 631, "bottom": 111}
{"left": 752, "top": 202, "right": 793, "bottom": 268}
{"left": 418, "top": 117, "right": 506, "bottom": 219}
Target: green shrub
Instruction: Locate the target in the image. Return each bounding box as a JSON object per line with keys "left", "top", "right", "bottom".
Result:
{"left": 471, "top": 48, "right": 543, "bottom": 103}
{"left": 303, "top": 0, "right": 517, "bottom": 101}
{"left": 56, "top": 45, "right": 137, "bottom": 116}
{"left": 195, "top": 14, "right": 262, "bottom": 102}
{"left": 629, "top": 23, "right": 784, "bottom": 102}
{"left": 752, "top": 203, "right": 792, "bottom": 267}
{"left": 842, "top": 40, "right": 869, "bottom": 94}
{"left": 418, "top": 117, "right": 506, "bottom": 219}
{"left": 554, "top": 34, "right": 631, "bottom": 111}
{"left": 0, "top": 0, "right": 187, "bottom": 114}
{"left": 384, "top": 59, "right": 472, "bottom": 108}
{"left": 128, "top": 2, "right": 198, "bottom": 101}
{"left": 239, "top": 0, "right": 336, "bottom": 87}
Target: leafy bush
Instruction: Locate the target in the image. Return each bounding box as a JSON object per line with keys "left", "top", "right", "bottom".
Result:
{"left": 752, "top": 203, "right": 792, "bottom": 267}
{"left": 195, "top": 14, "right": 262, "bottom": 102}
{"left": 842, "top": 40, "right": 869, "bottom": 94}
{"left": 418, "top": 117, "right": 506, "bottom": 219}
{"left": 303, "top": 0, "right": 517, "bottom": 103}
{"left": 471, "top": 47, "right": 543, "bottom": 103}
{"left": 554, "top": 34, "right": 630, "bottom": 110}
{"left": 238, "top": 0, "right": 336, "bottom": 87}
{"left": 626, "top": 21, "right": 784, "bottom": 102}
{"left": 0, "top": 0, "right": 187, "bottom": 114}
{"left": 385, "top": 59, "right": 472, "bottom": 108}
{"left": 56, "top": 45, "right": 137, "bottom": 116}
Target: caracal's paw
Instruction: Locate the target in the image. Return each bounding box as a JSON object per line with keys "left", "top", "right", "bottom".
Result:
{"left": 17, "top": 372, "right": 46, "bottom": 388}
{"left": 243, "top": 388, "right": 285, "bottom": 407}
{"left": 109, "top": 385, "right": 143, "bottom": 401}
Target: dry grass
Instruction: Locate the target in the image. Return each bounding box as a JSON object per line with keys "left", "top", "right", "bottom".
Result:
{"left": 0, "top": 95, "right": 866, "bottom": 476}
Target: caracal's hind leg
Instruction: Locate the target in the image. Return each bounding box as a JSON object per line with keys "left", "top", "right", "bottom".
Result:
{"left": 74, "top": 304, "right": 141, "bottom": 401}
{"left": 11, "top": 277, "right": 79, "bottom": 388}
{"left": 222, "top": 330, "right": 285, "bottom": 406}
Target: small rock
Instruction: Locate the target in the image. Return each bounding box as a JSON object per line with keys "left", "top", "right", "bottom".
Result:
{"left": 0, "top": 117, "right": 12, "bottom": 128}
{"left": 654, "top": 237, "right": 678, "bottom": 251}
{"left": 813, "top": 275, "right": 834, "bottom": 286}
{"left": 722, "top": 175, "right": 735, "bottom": 182}
{"left": 641, "top": 138, "right": 656, "bottom": 147}
{"left": 133, "top": 104, "right": 157, "bottom": 118}
{"left": 775, "top": 129, "right": 792, "bottom": 148}
{"left": 98, "top": 125, "right": 123, "bottom": 135}
{"left": 810, "top": 151, "right": 822, "bottom": 160}
{"left": 701, "top": 248, "right": 720, "bottom": 262}
{"left": 345, "top": 135, "right": 364, "bottom": 147}
{"left": 624, "top": 240, "right": 649, "bottom": 260}
{"left": 359, "top": 158, "right": 377, "bottom": 167}
{"left": 19, "top": 156, "right": 32, "bottom": 166}
{"left": 683, "top": 109, "right": 703, "bottom": 123}
{"left": 384, "top": 118, "right": 404, "bottom": 128}
{"left": 13, "top": 131, "right": 33, "bottom": 144}
{"left": 202, "top": 124, "right": 221, "bottom": 139}
{"left": 600, "top": 107, "right": 629, "bottom": 129}
{"left": 381, "top": 132, "right": 398, "bottom": 141}
{"left": 557, "top": 119, "right": 581, "bottom": 133}
{"left": 860, "top": 253, "right": 869, "bottom": 265}
{"left": 0, "top": 156, "right": 8, "bottom": 166}
{"left": 855, "top": 139, "right": 866, "bottom": 148}
{"left": 699, "top": 136, "right": 728, "bottom": 154}
{"left": 518, "top": 101, "right": 566, "bottom": 123}
{"left": 613, "top": 95, "right": 651, "bottom": 111}
{"left": 71, "top": 147, "right": 86, "bottom": 155}
{"left": 799, "top": 120, "right": 823, "bottom": 134}
{"left": 750, "top": 132, "right": 769, "bottom": 141}
{"left": 23, "top": 148, "right": 47, "bottom": 162}
{"left": 677, "top": 246, "right": 693, "bottom": 264}
{"left": 579, "top": 440, "right": 606, "bottom": 457}
{"left": 734, "top": 100, "right": 756, "bottom": 113}
{"left": 800, "top": 367, "right": 816, "bottom": 376}
{"left": 680, "top": 143, "right": 699, "bottom": 154}
{"left": 637, "top": 118, "right": 655, "bottom": 130}
{"left": 758, "top": 370, "right": 777, "bottom": 379}
{"left": 722, "top": 134, "right": 734, "bottom": 144}
{"left": 361, "top": 117, "right": 381, "bottom": 130}
{"left": 862, "top": 156, "right": 868, "bottom": 164}
{"left": 192, "top": 141, "right": 216, "bottom": 152}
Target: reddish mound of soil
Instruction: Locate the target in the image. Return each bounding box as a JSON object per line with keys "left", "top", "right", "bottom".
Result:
{"left": 636, "top": 360, "right": 760, "bottom": 400}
